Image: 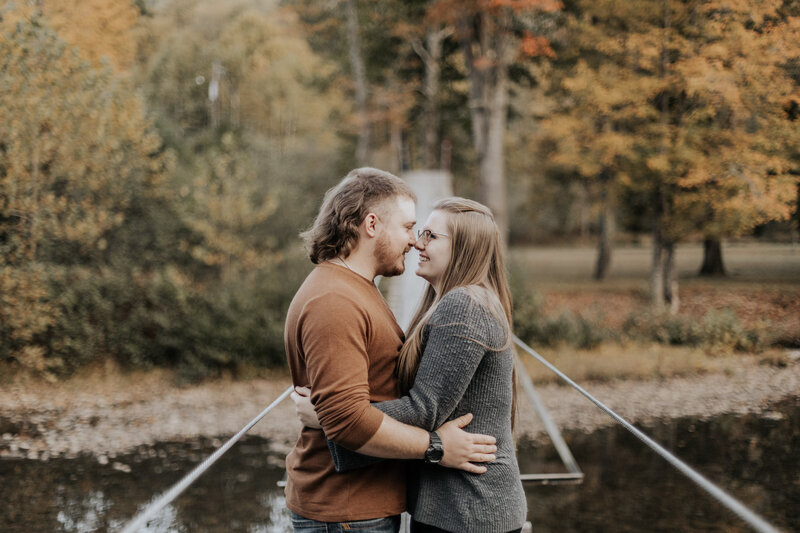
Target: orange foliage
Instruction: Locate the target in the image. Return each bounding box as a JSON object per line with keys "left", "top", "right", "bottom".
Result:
{"left": 520, "top": 32, "right": 556, "bottom": 58}
{"left": 428, "top": 0, "right": 561, "bottom": 25}
{"left": 489, "top": 0, "right": 562, "bottom": 13}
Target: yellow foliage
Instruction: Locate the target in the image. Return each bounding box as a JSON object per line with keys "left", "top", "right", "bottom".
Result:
{"left": 40, "top": 0, "right": 140, "bottom": 71}
{"left": 0, "top": 13, "right": 170, "bottom": 371}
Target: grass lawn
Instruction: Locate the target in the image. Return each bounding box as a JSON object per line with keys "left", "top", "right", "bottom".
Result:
{"left": 508, "top": 241, "right": 800, "bottom": 383}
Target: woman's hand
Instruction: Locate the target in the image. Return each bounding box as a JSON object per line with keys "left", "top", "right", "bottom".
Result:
{"left": 291, "top": 386, "right": 322, "bottom": 429}
{"left": 437, "top": 413, "right": 497, "bottom": 473}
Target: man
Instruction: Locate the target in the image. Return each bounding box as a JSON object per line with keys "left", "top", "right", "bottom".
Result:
{"left": 284, "top": 168, "right": 497, "bottom": 532}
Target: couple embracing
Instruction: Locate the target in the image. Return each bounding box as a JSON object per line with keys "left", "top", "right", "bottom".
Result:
{"left": 284, "top": 167, "right": 527, "bottom": 533}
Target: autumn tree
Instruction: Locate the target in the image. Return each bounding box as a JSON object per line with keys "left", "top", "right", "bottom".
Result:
{"left": 532, "top": 0, "right": 660, "bottom": 278}
{"left": 682, "top": 0, "right": 800, "bottom": 276}
{"left": 426, "top": 0, "right": 561, "bottom": 242}
{"left": 535, "top": 0, "right": 799, "bottom": 308}
{"left": 39, "top": 0, "right": 141, "bottom": 71}
{"left": 288, "top": 0, "right": 431, "bottom": 173}
{"left": 644, "top": 0, "right": 798, "bottom": 302}
{"left": 138, "top": 0, "right": 346, "bottom": 281}
{"left": 0, "top": 14, "right": 170, "bottom": 371}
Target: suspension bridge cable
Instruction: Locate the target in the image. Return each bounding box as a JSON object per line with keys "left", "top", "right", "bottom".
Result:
{"left": 120, "top": 385, "right": 294, "bottom": 533}
{"left": 513, "top": 336, "right": 781, "bottom": 533}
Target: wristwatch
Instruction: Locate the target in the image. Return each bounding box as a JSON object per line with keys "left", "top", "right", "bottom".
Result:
{"left": 424, "top": 430, "right": 444, "bottom": 464}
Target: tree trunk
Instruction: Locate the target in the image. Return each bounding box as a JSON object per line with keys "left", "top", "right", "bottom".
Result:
{"left": 699, "top": 238, "right": 726, "bottom": 276}
{"left": 795, "top": 181, "right": 800, "bottom": 236}
{"left": 481, "top": 59, "right": 508, "bottom": 244}
{"left": 440, "top": 137, "right": 452, "bottom": 172}
{"left": 29, "top": 137, "right": 41, "bottom": 262}
{"left": 345, "top": 0, "right": 370, "bottom": 165}
{"left": 650, "top": 226, "right": 665, "bottom": 308}
{"left": 593, "top": 197, "right": 615, "bottom": 280}
{"left": 578, "top": 182, "right": 589, "bottom": 238}
{"left": 411, "top": 28, "right": 449, "bottom": 169}
{"left": 663, "top": 240, "right": 679, "bottom": 314}
{"left": 389, "top": 120, "right": 403, "bottom": 175}
{"left": 460, "top": 11, "right": 510, "bottom": 243}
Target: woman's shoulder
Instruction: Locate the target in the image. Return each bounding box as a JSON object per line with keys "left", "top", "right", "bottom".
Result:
{"left": 431, "top": 285, "right": 508, "bottom": 346}
{"left": 433, "top": 285, "right": 496, "bottom": 322}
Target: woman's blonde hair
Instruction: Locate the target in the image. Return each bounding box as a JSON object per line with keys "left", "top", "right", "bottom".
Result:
{"left": 396, "top": 197, "right": 517, "bottom": 425}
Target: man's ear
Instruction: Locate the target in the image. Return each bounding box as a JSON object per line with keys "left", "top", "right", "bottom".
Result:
{"left": 363, "top": 212, "right": 379, "bottom": 238}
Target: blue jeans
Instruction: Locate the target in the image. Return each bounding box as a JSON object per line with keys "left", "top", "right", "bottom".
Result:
{"left": 291, "top": 511, "right": 401, "bottom": 533}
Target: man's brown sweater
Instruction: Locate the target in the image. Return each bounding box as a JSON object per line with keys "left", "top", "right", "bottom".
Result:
{"left": 284, "top": 262, "right": 406, "bottom": 521}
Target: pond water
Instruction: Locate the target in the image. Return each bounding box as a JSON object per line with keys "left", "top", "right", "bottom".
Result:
{"left": 1, "top": 398, "right": 797, "bottom": 533}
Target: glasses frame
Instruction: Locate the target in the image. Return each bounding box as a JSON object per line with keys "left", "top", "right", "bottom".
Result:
{"left": 417, "top": 229, "right": 450, "bottom": 244}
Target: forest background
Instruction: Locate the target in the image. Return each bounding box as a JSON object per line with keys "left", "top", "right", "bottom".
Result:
{"left": 1, "top": 0, "right": 798, "bottom": 381}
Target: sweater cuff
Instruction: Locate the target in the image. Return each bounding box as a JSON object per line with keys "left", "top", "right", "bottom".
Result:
{"left": 327, "top": 438, "right": 384, "bottom": 472}
{"left": 328, "top": 405, "right": 385, "bottom": 450}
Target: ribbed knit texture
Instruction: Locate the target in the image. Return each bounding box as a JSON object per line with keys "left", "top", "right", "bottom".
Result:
{"left": 328, "top": 286, "right": 527, "bottom": 532}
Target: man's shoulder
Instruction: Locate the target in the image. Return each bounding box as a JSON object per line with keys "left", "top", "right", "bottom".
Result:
{"left": 291, "top": 268, "right": 373, "bottom": 318}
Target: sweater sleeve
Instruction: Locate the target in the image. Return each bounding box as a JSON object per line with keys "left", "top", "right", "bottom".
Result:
{"left": 302, "top": 292, "right": 385, "bottom": 450}
{"left": 327, "top": 288, "right": 501, "bottom": 471}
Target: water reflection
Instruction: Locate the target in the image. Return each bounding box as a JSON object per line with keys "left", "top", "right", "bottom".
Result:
{"left": 1, "top": 437, "right": 291, "bottom": 532}
{"left": 519, "top": 397, "right": 799, "bottom": 532}
{"left": 1, "top": 399, "right": 796, "bottom": 532}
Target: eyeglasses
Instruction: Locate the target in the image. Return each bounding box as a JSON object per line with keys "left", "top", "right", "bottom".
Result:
{"left": 417, "top": 229, "right": 450, "bottom": 244}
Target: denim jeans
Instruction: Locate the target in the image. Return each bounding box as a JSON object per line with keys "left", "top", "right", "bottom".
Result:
{"left": 291, "top": 511, "right": 401, "bottom": 533}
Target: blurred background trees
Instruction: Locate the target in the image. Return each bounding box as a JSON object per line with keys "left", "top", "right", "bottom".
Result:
{"left": 1, "top": 0, "right": 798, "bottom": 378}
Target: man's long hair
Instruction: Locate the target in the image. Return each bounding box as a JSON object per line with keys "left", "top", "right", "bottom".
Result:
{"left": 301, "top": 168, "right": 416, "bottom": 264}
{"left": 396, "top": 197, "right": 517, "bottom": 427}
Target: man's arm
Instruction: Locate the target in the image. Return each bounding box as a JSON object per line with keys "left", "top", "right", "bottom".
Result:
{"left": 301, "top": 293, "right": 495, "bottom": 472}
{"left": 293, "top": 386, "right": 497, "bottom": 473}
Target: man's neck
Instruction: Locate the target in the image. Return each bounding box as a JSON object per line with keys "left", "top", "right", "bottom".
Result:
{"left": 336, "top": 249, "right": 376, "bottom": 281}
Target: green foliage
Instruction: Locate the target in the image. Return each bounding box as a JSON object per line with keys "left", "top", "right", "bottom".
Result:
{"left": 1, "top": 8, "right": 338, "bottom": 379}
{"left": 0, "top": 15, "right": 172, "bottom": 373}
{"left": 622, "top": 312, "right": 704, "bottom": 347}
{"left": 622, "top": 308, "right": 766, "bottom": 353}
{"left": 512, "top": 288, "right": 616, "bottom": 349}
{"left": 699, "top": 309, "right": 765, "bottom": 353}
{"left": 20, "top": 249, "right": 312, "bottom": 379}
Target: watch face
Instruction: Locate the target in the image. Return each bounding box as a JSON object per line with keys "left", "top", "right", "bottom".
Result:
{"left": 426, "top": 444, "right": 444, "bottom": 463}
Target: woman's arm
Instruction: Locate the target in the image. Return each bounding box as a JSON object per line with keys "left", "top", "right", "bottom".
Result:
{"left": 326, "top": 289, "right": 499, "bottom": 471}
{"left": 374, "top": 289, "right": 494, "bottom": 430}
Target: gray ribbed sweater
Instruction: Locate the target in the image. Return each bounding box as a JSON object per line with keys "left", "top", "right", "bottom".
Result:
{"left": 328, "top": 286, "right": 527, "bottom": 533}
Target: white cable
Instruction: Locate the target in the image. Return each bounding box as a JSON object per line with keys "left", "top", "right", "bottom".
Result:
{"left": 513, "top": 336, "right": 781, "bottom": 533}
{"left": 120, "top": 385, "right": 293, "bottom": 533}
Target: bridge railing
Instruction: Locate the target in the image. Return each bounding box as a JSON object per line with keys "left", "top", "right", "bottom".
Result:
{"left": 119, "top": 337, "right": 783, "bottom": 533}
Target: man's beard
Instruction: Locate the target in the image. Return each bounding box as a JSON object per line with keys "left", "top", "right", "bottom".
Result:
{"left": 374, "top": 232, "right": 405, "bottom": 277}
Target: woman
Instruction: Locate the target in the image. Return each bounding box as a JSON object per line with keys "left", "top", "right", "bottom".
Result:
{"left": 295, "top": 197, "right": 526, "bottom": 533}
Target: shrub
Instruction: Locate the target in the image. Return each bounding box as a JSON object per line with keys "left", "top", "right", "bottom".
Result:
{"left": 512, "top": 287, "right": 615, "bottom": 349}
{"left": 623, "top": 308, "right": 765, "bottom": 353}
{"left": 699, "top": 309, "right": 764, "bottom": 353}
{"left": 7, "top": 247, "right": 313, "bottom": 380}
